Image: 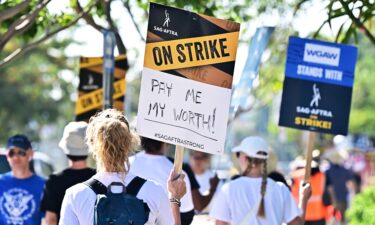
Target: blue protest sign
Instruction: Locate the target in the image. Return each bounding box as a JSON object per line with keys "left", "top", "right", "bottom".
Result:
{"left": 279, "top": 36, "right": 358, "bottom": 135}
{"left": 285, "top": 36, "right": 357, "bottom": 87}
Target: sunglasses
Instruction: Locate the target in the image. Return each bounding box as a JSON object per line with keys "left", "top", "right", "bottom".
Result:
{"left": 236, "top": 151, "right": 268, "bottom": 158}
{"left": 192, "top": 155, "right": 209, "bottom": 161}
{"left": 7, "top": 149, "right": 27, "bottom": 157}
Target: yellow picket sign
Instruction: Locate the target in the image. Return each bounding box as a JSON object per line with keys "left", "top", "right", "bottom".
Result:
{"left": 80, "top": 55, "right": 127, "bottom": 69}
{"left": 144, "top": 32, "right": 239, "bottom": 71}
{"left": 75, "top": 79, "right": 126, "bottom": 115}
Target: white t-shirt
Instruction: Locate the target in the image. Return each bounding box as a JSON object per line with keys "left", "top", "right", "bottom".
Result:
{"left": 59, "top": 172, "right": 174, "bottom": 225}
{"left": 209, "top": 177, "right": 301, "bottom": 225}
{"left": 129, "top": 151, "right": 194, "bottom": 213}
{"left": 194, "top": 170, "right": 222, "bottom": 214}
{"left": 195, "top": 170, "right": 215, "bottom": 196}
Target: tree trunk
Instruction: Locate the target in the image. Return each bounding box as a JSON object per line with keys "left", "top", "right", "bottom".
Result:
{"left": 114, "top": 31, "right": 126, "bottom": 55}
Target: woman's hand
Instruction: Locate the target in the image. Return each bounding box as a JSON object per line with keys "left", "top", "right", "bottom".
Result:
{"left": 300, "top": 182, "right": 312, "bottom": 203}
{"left": 167, "top": 169, "right": 187, "bottom": 200}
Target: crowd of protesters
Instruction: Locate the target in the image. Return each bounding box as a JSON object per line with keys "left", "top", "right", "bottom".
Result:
{"left": 0, "top": 109, "right": 362, "bottom": 225}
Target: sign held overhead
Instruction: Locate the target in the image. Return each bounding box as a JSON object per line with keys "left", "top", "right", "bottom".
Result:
{"left": 279, "top": 37, "right": 358, "bottom": 135}
{"left": 137, "top": 3, "right": 240, "bottom": 154}
{"left": 75, "top": 55, "right": 128, "bottom": 121}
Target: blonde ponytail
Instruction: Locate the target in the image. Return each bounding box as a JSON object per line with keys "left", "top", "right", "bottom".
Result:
{"left": 257, "top": 160, "right": 267, "bottom": 218}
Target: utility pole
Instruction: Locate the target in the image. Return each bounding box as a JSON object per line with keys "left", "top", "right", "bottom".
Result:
{"left": 102, "top": 30, "right": 116, "bottom": 109}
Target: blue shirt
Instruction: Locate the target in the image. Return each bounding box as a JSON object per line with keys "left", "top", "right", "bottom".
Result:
{"left": 0, "top": 172, "right": 45, "bottom": 225}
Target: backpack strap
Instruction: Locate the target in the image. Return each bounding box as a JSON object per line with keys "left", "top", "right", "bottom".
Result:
{"left": 126, "top": 176, "right": 147, "bottom": 196}
{"left": 84, "top": 177, "right": 147, "bottom": 195}
{"left": 84, "top": 176, "right": 150, "bottom": 214}
{"left": 84, "top": 178, "right": 107, "bottom": 195}
{"left": 126, "top": 176, "right": 150, "bottom": 213}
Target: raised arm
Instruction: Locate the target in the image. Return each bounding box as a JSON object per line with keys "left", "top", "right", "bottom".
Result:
{"left": 42, "top": 212, "right": 57, "bottom": 225}
{"left": 288, "top": 182, "right": 311, "bottom": 225}
{"left": 168, "top": 170, "right": 187, "bottom": 225}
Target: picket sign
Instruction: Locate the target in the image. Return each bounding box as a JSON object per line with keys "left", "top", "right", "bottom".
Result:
{"left": 136, "top": 3, "right": 240, "bottom": 159}
{"left": 278, "top": 37, "right": 357, "bottom": 223}
{"left": 304, "top": 131, "right": 316, "bottom": 183}
{"left": 174, "top": 145, "right": 184, "bottom": 174}
{"left": 279, "top": 37, "right": 357, "bottom": 188}
{"left": 279, "top": 37, "right": 358, "bottom": 136}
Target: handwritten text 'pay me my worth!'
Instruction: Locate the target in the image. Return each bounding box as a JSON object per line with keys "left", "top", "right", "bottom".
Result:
{"left": 148, "top": 78, "right": 217, "bottom": 134}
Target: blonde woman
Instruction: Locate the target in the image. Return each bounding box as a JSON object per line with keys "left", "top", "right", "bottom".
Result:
{"left": 59, "top": 109, "right": 186, "bottom": 225}
{"left": 210, "top": 136, "right": 311, "bottom": 225}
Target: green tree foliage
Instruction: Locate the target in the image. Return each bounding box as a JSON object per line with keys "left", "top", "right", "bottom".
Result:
{"left": 0, "top": 39, "right": 75, "bottom": 143}
{"left": 0, "top": 0, "right": 96, "bottom": 68}
{"left": 137, "top": 0, "right": 288, "bottom": 22}
{"left": 296, "top": 0, "right": 375, "bottom": 45}
{"left": 0, "top": 0, "right": 292, "bottom": 68}
{"left": 1, "top": 0, "right": 374, "bottom": 144}
{"left": 1, "top": 0, "right": 290, "bottom": 144}
{"left": 349, "top": 30, "right": 375, "bottom": 136}
{"left": 347, "top": 187, "right": 375, "bottom": 224}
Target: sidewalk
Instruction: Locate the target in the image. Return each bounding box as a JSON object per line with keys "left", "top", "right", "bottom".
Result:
{"left": 191, "top": 215, "right": 215, "bottom": 225}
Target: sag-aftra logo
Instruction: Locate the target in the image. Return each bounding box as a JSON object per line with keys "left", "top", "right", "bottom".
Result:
{"left": 153, "top": 9, "right": 178, "bottom": 37}
{"left": 303, "top": 43, "right": 341, "bottom": 67}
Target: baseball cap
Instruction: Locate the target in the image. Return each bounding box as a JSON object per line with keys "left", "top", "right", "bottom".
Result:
{"left": 7, "top": 134, "right": 32, "bottom": 150}
{"left": 232, "top": 136, "right": 269, "bottom": 159}
{"left": 291, "top": 157, "right": 319, "bottom": 170}
{"left": 324, "top": 150, "right": 344, "bottom": 164}
{"left": 59, "top": 121, "right": 89, "bottom": 156}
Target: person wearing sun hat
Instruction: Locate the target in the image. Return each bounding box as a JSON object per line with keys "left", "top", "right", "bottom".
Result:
{"left": 0, "top": 134, "right": 45, "bottom": 225}
{"left": 40, "top": 122, "right": 96, "bottom": 225}
{"left": 210, "top": 136, "right": 312, "bottom": 225}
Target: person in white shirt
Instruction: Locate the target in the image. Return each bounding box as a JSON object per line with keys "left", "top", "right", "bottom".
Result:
{"left": 59, "top": 109, "right": 186, "bottom": 225}
{"left": 189, "top": 151, "right": 220, "bottom": 214}
{"left": 210, "top": 136, "right": 311, "bottom": 225}
{"left": 130, "top": 137, "right": 218, "bottom": 225}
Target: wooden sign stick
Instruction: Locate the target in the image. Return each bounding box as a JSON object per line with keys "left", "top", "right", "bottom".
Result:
{"left": 304, "top": 131, "right": 316, "bottom": 183}
{"left": 174, "top": 145, "right": 184, "bottom": 175}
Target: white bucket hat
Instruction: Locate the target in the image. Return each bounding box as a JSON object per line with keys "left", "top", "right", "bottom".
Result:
{"left": 59, "top": 121, "right": 89, "bottom": 156}
{"left": 232, "top": 136, "right": 269, "bottom": 159}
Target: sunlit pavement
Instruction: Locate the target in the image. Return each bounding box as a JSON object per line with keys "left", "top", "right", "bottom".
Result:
{"left": 191, "top": 215, "right": 215, "bottom": 225}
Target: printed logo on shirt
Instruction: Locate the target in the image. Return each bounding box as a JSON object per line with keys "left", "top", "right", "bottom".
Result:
{"left": 0, "top": 188, "right": 36, "bottom": 225}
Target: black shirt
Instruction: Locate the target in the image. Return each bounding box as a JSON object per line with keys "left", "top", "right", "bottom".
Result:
{"left": 167, "top": 157, "right": 200, "bottom": 190}
{"left": 182, "top": 163, "right": 200, "bottom": 191}
{"left": 181, "top": 162, "right": 200, "bottom": 225}
{"left": 40, "top": 168, "right": 96, "bottom": 220}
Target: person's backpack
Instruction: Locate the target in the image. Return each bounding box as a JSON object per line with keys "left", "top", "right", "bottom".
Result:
{"left": 85, "top": 177, "right": 150, "bottom": 225}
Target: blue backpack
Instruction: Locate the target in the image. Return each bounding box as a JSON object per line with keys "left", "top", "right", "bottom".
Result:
{"left": 85, "top": 177, "right": 150, "bottom": 225}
